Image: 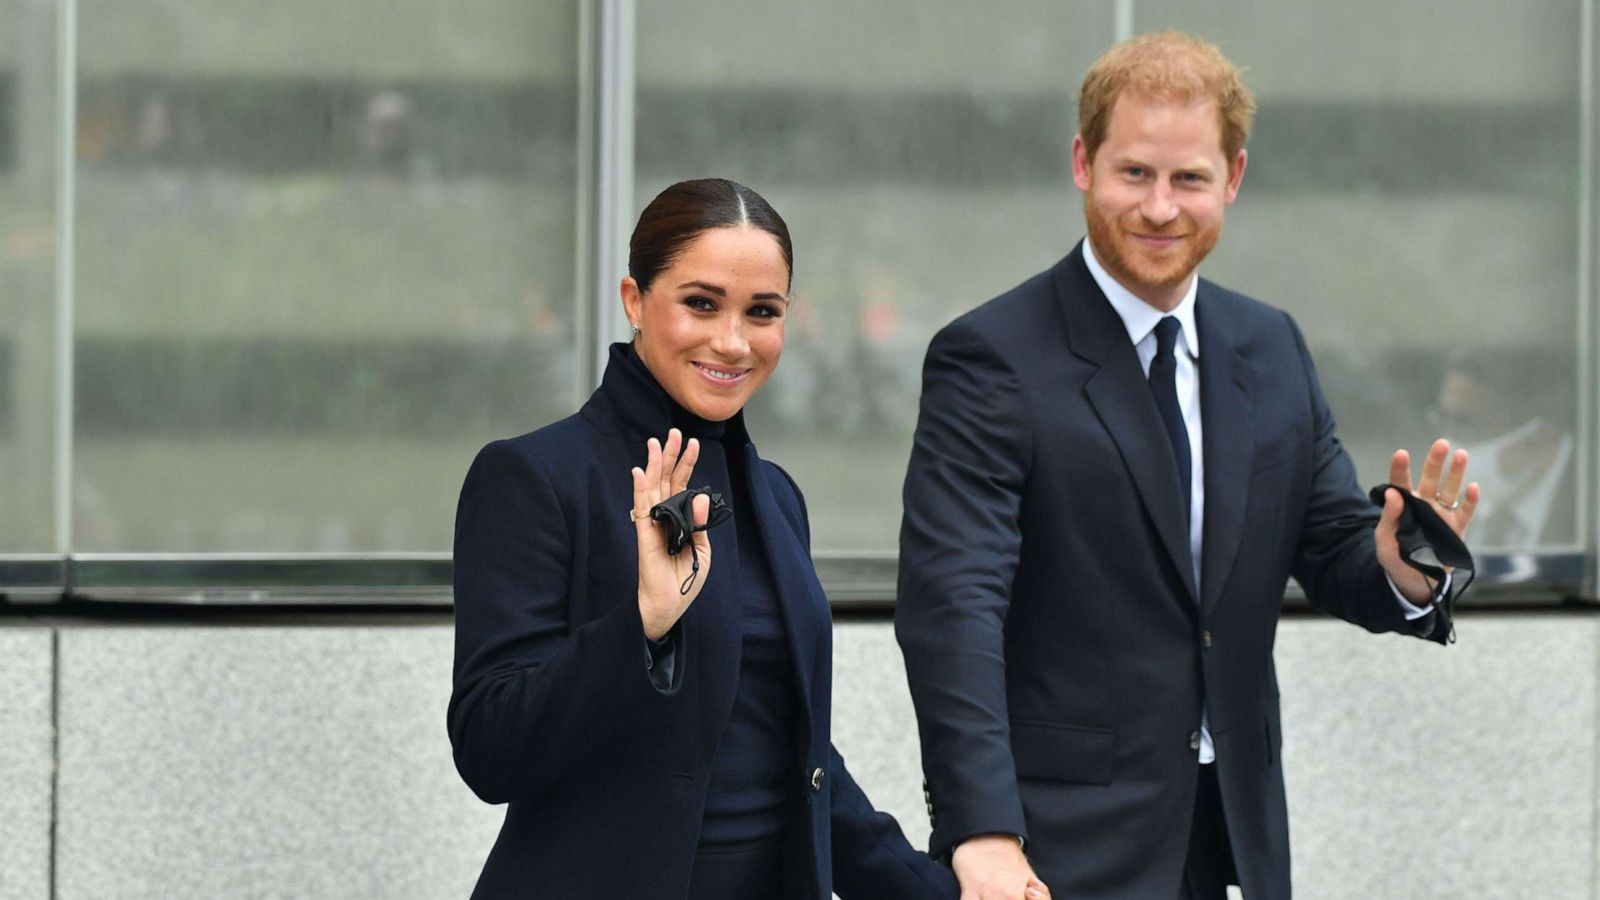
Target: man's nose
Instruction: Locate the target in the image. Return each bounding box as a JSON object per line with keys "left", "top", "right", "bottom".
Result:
{"left": 1140, "top": 181, "right": 1179, "bottom": 227}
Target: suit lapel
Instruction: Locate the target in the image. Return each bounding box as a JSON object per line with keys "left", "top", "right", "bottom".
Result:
{"left": 1056, "top": 250, "right": 1197, "bottom": 601}
{"left": 1196, "top": 286, "right": 1253, "bottom": 616}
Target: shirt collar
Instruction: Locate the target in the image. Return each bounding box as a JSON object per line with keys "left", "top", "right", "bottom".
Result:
{"left": 1082, "top": 237, "right": 1200, "bottom": 359}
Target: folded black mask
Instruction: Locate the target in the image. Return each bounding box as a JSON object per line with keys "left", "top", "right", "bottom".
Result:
{"left": 649, "top": 486, "right": 732, "bottom": 594}
{"left": 1368, "top": 483, "right": 1475, "bottom": 611}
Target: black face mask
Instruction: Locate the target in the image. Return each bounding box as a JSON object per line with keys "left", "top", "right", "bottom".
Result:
{"left": 650, "top": 486, "right": 732, "bottom": 594}
{"left": 1368, "top": 484, "right": 1475, "bottom": 629}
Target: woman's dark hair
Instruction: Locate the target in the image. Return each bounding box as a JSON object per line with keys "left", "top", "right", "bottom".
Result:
{"left": 628, "top": 178, "right": 793, "bottom": 292}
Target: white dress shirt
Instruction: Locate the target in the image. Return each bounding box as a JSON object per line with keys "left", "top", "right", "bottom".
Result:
{"left": 1081, "top": 238, "right": 1434, "bottom": 765}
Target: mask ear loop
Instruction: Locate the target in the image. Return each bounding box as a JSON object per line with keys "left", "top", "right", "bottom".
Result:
{"left": 649, "top": 487, "right": 729, "bottom": 596}
{"left": 679, "top": 547, "right": 701, "bottom": 596}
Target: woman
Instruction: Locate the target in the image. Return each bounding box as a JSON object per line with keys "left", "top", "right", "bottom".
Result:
{"left": 449, "top": 178, "right": 958, "bottom": 899}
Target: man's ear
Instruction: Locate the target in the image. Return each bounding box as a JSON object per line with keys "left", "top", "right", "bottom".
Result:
{"left": 1224, "top": 149, "right": 1247, "bottom": 205}
{"left": 1072, "top": 134, "right": 1093, "bottom": 192}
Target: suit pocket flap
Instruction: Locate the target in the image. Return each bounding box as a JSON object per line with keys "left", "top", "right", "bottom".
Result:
{"left": 1010, "top": 720, "right": 1115, "bottom": 785}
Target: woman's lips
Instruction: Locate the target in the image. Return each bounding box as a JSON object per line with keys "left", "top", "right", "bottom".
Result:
{"left": 693, "top": 361, "right": 751, "bottom": 387}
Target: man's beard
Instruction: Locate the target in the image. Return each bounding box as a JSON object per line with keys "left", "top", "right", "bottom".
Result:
{"left": 1083, "top": 199, "right": 1221, "bottom": 305}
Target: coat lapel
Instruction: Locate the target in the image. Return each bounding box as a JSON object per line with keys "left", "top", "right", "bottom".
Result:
{"left": 1056, "top": 250, "right": 1197, "bottom": 601}
{"left": 1196, "top": 285, "right": 1254, "bottom": 616}
{"left": 743, "top": 448, "right": 820, "bottom": 727}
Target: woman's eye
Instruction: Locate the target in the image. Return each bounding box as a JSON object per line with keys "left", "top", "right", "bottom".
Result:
{"left": 685, "top": 295, "right": 715, "bottom": 311}
{"left": 749, "top": 304, "right": 783, "bottom": 320}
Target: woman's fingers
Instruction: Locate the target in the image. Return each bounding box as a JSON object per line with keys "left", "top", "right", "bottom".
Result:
{"left": 659, "top": 429, "right": 681, "bottom": 500}
{"left": 643, "top": 437, "right": 662, "bottom": 506}
{"left": 672, "top": 438, "right": 700, "bottom": 496}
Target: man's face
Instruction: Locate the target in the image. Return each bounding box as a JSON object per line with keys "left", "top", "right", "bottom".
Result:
{"left": 1073, "top": 91, "right": 1247, "bottom": 311}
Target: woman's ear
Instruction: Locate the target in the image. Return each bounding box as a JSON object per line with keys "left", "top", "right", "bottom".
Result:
{"left": 620, "top": 276, "right": 643, "bottom": 334}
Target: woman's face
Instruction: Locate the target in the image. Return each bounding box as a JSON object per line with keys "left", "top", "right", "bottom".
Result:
{"left": 621, "top": 226, "right": 789, "bottom": 422}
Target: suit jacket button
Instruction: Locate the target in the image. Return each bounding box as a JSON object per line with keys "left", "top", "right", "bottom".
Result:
{"left": 1202, "top": 630, "right": 1213, "bottom": 648}
{"left": 810, "top": 767, "right": 825, "bottom": 792}
{"left": 1189, "top": 731, "right": 1202, "bottom": 751}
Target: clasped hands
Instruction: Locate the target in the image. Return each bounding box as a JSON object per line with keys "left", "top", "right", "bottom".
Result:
{"left": 952, "top": 834, "right": 1050, "bottom": 900}
{"left": 1375, "top": 438, "right": 1480, "bottom": 606}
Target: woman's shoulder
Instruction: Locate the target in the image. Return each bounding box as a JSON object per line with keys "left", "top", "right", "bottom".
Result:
{"left": 467, "top": 410, "right": 610, "bottom": 485}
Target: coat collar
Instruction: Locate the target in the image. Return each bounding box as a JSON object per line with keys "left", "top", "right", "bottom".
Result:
{"left": 582, "top": 342, "right": 751, "bottom": 446}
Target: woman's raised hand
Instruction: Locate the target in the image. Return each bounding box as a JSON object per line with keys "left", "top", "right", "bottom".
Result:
{"left": 633, "top": 428, "right": 712, "bottom": 641}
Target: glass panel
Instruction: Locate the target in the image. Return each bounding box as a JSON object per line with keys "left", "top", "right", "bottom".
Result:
{"left": 1135, "top": 2, "right": 1584, "bottom": 550}
{"left": 0, "top": 0, "right": 57, "bottom": 554}
{"left": 73, "top": 1, "right": 582, "bottom": 552}
{"left": 635, "top": 1, "right": 1114, "bottom": 553}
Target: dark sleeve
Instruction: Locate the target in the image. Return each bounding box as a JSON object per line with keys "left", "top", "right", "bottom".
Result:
{"left": 1285, "top": 314, "right": 1450, "bottom": 643}
{"left": 829, "top": 745, "right": 960, "bottom": 900}
{"left": 446, "top": 439, "right": 686, "bottom": 805}
{"left": 894, "top": 320, "right": 1034, "bottom": 859}
{"left": 765, "top": 462, "right": 957, "bottom": 898}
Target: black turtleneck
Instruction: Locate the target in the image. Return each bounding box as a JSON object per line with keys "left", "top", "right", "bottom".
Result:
{"left": 617, "top": 345, "right": 800, "bottom": 847}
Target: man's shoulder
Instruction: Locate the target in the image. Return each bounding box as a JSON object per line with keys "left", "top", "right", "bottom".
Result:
{"left": 1197, "top": 277, "right": 1304, "bottom": 347}
{"left": 938, "top": 259, "right": 1068, "bottom": 347}
{"left": 1198, "top": 276, "right": 1282, "bottom": 321}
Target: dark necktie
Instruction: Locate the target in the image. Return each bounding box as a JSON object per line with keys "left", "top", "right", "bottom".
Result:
{"left": 1149, "top": 317, "right": 1191, "bottom": 520}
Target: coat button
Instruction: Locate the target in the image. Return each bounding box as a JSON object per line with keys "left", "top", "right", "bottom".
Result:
{"left": 810, "top": 767, "right": 825, "bottom": 792}
{"left": 1202, "top": 630, "right": 1213, "bottom": 648}
{"left": 1189, "top": 731, "right": 1202, "bottom": 751}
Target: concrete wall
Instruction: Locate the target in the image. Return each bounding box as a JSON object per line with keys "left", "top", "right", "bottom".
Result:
{"left": 0, "top": 612, "right": 1593, "bottom": 899}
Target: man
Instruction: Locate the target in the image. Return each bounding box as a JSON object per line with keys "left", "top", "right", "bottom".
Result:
{"left": 895, "top": 32, "right": 1478, "bottom": 899}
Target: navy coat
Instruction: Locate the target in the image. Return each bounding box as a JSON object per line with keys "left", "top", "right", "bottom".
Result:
{"left": 450, "top": 343, "right": 956, "bottom": 899}
{"left": 896, "top": 245, "right": 1451, "bottom": 898}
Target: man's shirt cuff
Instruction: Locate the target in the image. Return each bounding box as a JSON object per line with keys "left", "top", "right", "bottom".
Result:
{"left": 1390, "top": 570, "right": 1452, "bottom": 620}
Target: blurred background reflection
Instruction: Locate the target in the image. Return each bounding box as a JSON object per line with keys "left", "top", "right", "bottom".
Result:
{"left": 0, "top": 0, "right": 1587, "bottom": 567}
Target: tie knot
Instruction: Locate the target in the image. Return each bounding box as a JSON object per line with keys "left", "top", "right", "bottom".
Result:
{"left": 1153, "top": 316, "right": 1181, "bottom": 357}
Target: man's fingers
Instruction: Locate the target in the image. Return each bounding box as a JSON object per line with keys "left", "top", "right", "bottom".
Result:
{"left": 1414, "top": 438, "right": 1450, "bottom": 499}
{"left": 1388, "top": 449, "right": 1411, "bottom": 490}
{"left": 1374, "top": 486, "right": 1403, "bottom": 542}
{"left": 1436, "top": 448, "right": 1469, "bottom": 506}
{"left": 1456, "top": 482, "right": 1482, "bottom": 533}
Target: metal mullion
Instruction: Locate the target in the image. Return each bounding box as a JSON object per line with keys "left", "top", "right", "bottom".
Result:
{"left": 1580, "top": 0, "right": 1597, "bottom": 598}
{"left": 588, "top": 0, "right": 634, "bottom": 390}
{"left": 52, "top": 0, "right": 76, "bottom": 562}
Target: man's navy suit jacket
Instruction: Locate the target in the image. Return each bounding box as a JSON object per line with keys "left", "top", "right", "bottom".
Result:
{"left": 450, "top": 344, "right": 956, "bottom": 899}
{"left": 895, "top": 244, "right": 1450, "bottom": 898}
